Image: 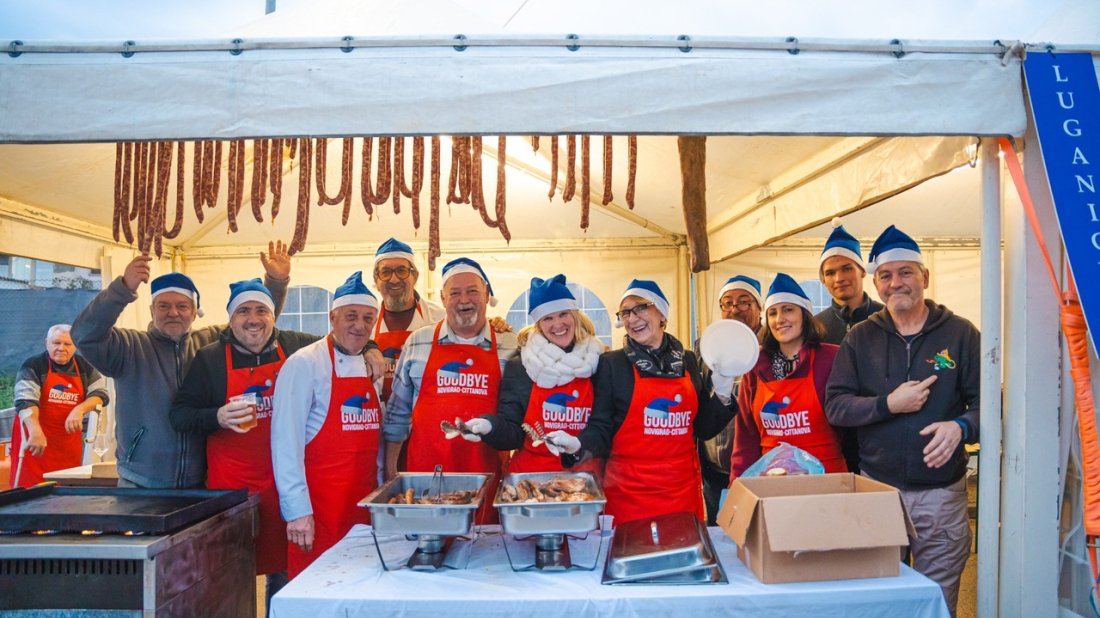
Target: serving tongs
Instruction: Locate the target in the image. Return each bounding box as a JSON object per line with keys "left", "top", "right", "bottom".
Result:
{"left": 521, "top": 422, "right": 562, "bottom": 451}
{"left": 440, "top": 418, "right": 479, "bottom": 439}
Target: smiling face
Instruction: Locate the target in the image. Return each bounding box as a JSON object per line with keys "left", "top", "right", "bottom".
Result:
{"left": 229, "top": 301, "right": 275, "bottom": 354}
{"left": 821, "top": 256, "right": 865, "bottom": 305}
{"left": 720, "top": 289, "right": 761, "bottom": 332}
{"left": 373, "top": 257, "right": 418, "bottom": 312}
{"left": 443, "top": 273, "right": 488, "bottom": 338}
{"left": 766, "top": 302, "right": 805, "bottom": 349}
{"left": 873, "top": 260, "right": 929, "bottom": 315}
{"left": 538, "top": 310, "right": 577, "bottom": 349}
{"left": 46, "top": 330, "right": 75, "bottom": 365}
{"left": 329, "top": 305, "right": 379, "bottom": 353}
{"left": 151, "top": 291, "right": 196, "bottom": 342}
{"left": 619, "top": 295, "right": 665, "bottom": 349}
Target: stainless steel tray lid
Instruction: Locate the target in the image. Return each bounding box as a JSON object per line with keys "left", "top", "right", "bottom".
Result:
{"left": 602, "top": 511, "right": 726, "bottom": 584}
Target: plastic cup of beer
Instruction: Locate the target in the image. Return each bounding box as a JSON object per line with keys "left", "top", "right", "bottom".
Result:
{"left": 231, "top": 393, "right": 258, "bottom": 431}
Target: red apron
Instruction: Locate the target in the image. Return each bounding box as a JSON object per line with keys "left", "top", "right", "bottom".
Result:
{"left": 507, "top": 377, "right": 603, "bottom": 480}
{"left": 373, "top": 303, "right": 424, "bottom": 403}
{"left": 206, "top": 343, "right": 287, "bottom": 575}
{"left": 287, "top": 336, "right": 381, "bottom": 579}
{"left": 751, "top": 350, "right": 847, "bottom": 474}
{"left": 406, "top": 322, "right": 502, "bottom": 523}
{"left": 603, "top": 367, "right": 704, "bottom": 526}
{"left": 13, "top": 360, "right": 85, "bottom": 488}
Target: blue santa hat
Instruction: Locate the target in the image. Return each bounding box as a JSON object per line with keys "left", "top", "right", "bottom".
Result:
{"left": 332, "top": 271, "right": 379, "bottom": 311}
{"left": 868, "top": 225, "right": 923, "bottom": 274}
{"left": 374, "top": 237, "right": 416, "bottom": 267}
{"left": 764, "top": 273, "right": 813, "bottom": 313}
{"left": 441, "top": 257, "right": 497, "bottom": 307}
{"left": 528, "top": 274, "right": 578, "bottom": 322}
{"left": 718, "top": 275, "right": 762, "bottom": 307}
{"left": 151, "top": 272, "right": 204, "bottom": 318}
{"left": 819, "top": 218, "right": 865, "bottom": 272}
{"left": 226, "top": 278, "right": 274, "bottom": 315}
{"left": 616, "top": 279, "right": 670, "bottom": 328}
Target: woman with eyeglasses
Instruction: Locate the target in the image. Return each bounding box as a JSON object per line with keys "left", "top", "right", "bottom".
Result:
{"left": 458, "top": 275, "right": 605, "bottom": 476}
{"left": 729, "top": 273, "right": 847, "bottom": 479}
{"left": 547, "top": 279, "right": 737, "bottom": 525}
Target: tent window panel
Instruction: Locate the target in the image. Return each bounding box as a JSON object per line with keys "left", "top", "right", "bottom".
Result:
{"left": 276, "top": 314, "right": 302, "bottom": 333}
{"left": 301, "top": 313, "right": 331, "bottom": 337}
{"left": 281, "top": 285, "right": 334, "bottom": 337}
{"left": 798, "top": 280, "right": 831, "bottom": 315}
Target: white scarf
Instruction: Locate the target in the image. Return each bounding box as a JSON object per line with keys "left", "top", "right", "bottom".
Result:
{"left": 521, "top": 332, "right": 603, "bottom": 389}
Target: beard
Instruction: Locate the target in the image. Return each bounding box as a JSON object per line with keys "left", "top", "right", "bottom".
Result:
{"left": 453, "top": 303, "right": 480, "bottom": 327}
{"left": 382, "top": 286, "right": 415, "bottom": 311}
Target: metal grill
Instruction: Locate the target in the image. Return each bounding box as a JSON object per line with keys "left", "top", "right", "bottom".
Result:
{"left": 0, "top": 558, "right": 144, "bottom": 610}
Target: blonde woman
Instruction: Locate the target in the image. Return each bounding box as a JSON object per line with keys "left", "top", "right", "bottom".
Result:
{"left": 460, "top": 275, "right": 604, "bottom": 475}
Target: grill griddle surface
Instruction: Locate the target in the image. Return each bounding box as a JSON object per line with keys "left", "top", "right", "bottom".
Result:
{"left": 0, "top": 486, "right": 248, "bottom": 534}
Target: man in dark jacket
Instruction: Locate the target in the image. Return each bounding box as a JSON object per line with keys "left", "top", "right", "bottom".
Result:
{"left": 825, "top": 225, "right": 978, "bottom": 617}
{"left": 814, "top": 220, "right": 883, "bottom": 474}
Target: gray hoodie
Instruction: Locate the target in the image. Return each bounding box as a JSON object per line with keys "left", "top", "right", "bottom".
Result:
{"left": 71, "top": 275, "right": 287, "bottom": 488}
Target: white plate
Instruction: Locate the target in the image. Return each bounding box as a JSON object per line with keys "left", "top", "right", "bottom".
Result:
{"left": 699, "top": 319, "right": 760, "bottom": 378}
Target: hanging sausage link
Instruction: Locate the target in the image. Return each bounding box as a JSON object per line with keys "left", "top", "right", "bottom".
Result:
{"left": 580, "top": 135, "right": 591, "bottom": 230}
{"left": 563, "top": 135, "right": 577, "bottom": 202}
{"left": 429, "top": 136, "right": 442, "bottom": 270}
{"left": 547, "top": 136, "right": 559, "bottom": 201}
{"left": 626, "top": 135, "right": 637, "bottom": 210}
{"left": 602, "top": 135, "right": 613, "bottom": 206}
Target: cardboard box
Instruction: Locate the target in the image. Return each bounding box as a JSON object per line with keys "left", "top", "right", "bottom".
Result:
{"left": 717, "top": 473, "right": 916, "bottom": 584}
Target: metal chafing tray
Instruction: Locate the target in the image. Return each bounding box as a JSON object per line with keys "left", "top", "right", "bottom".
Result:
{"left": 359, "top": 472, "right": 490, "bottom": 536}
{"left": 602, "top": 510, "right": 728, "bottom": 585}
{"left": 494, "top": 471, "right": 606, "bottom": 535}
{"left": 359, "top": 472, "right": 490, "bottom": 571}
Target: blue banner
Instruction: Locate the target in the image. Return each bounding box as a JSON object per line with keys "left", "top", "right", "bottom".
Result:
{"left": 1024, "top": 52, "right": 1100, "bottom": 346}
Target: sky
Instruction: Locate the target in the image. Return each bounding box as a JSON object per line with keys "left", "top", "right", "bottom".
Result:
{"left": 0, "top": 0, "right": 1078, "bottom": 41}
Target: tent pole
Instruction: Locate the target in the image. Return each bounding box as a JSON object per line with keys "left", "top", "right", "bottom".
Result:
{"left": 976, "top": 137, "right": 1002, "bottom": 618}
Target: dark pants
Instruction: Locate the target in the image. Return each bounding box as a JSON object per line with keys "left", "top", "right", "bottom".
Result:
{"left": 265, "top": 570, "right": 288, "bottom": 618}
{"left": 700, "top": 462, "right": 730, "bottom": 526}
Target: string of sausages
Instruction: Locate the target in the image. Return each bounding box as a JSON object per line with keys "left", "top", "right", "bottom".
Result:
{"left": 110, "top": 134, "right": 636, "bottom": 264}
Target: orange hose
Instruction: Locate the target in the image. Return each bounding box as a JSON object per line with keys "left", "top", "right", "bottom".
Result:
{"left": 999, "top": 137, "right": 1100, "bottom": 593}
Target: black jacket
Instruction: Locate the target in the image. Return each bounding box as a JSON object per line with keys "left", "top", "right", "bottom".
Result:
{"left": 815, "top": 293, "right": 885, "bottom": 346}
{"left": 824, "top": 300, "right": 980, "bottom": 490}
{"left": 169, "top": 328, "right": 320, "bottom": 436}
{"left": 480, "top": 355, "right": 538, "bottom": 451}
{"left": 565, "top": 337, "right": 737, "bottom": 466}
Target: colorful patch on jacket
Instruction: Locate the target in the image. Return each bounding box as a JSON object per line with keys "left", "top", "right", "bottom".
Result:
{"left": 926, "top": 349, "right": 957, "bottom": 371}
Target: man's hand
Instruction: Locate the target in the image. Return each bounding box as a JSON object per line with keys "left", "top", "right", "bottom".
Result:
{"left": 65, "top": 409, "right": 86, "bottom": 434}
{"left": 216, "top": 400, "right": 253, "bottom": 433}
{"left": 122, "top": 255, "right": 153, "bottom": 293}
{"left": 287, "top": 515, "right": 315, "bottom": 552}
{"left": 260, "top": 240, "right": 291, "bottom": 281}
{"left": 886, "top": 375, "right": 937, "bottom": 414}
{"left": 25, "top": 426, "right": 47, "bottom": 457}
{"left": 488, "top": 316, "right": 513, "bottom": 334}
{"left": 919, "top": 421, "right": 963, "bottom": 468}
{"left": 364, "top": 348, "right": 385, "bottom": 380}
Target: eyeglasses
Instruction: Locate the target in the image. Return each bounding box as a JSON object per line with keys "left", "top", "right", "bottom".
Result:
{"left": 720, "top": 301, "right": 756, "bottom": 312}
{"left": 616, "top": 303, "right": 655, "bottom": 321}
{"left": 376, "top": 266, "right": 415, "bottom": 281}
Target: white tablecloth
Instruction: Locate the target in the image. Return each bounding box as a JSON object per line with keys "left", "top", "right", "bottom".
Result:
{"left": 270, "top": 525, "right": 950, "bottom": 618}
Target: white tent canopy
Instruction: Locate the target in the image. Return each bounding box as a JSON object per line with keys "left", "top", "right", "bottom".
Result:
{"left": 1, "top": 2, "right": 1098, "bottom": 615}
